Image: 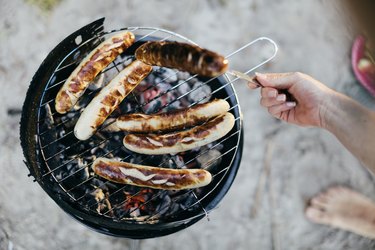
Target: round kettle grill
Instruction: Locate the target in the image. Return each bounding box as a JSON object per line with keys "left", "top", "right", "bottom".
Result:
{"left": 20, "top": 18, "right": 277, "bottom": 238}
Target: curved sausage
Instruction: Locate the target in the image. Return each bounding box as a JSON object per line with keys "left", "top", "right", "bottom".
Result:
{"left": 55, "top": 31, "right": 135, "bottom": 114}
{"left": 123, "top": 112, "right": 235, "bottom": 155}
{"left": 107, "top": 99, "right": 230, "bottom": 133}
{"left": 92, "top": 157, "right": 212, "bottom": 190}
{"left": 74, "top": 60, "right": 152, "bottom": 140}
{"left": 135, "top": 41, "right": 228, "bottom": 77}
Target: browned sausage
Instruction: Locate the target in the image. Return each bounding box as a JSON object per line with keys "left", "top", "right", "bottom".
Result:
{"left": 74, "top": 60, "right": 152, "bottom": 140}
{"left": 107, "top": 99, "right": 230, "bottom": 133}
{"left": 92, "top": 157, "right": 212, "bottom": 190}
{"left": 135, "top": 41, "right": 228, "bottom": 77}
{"left": 123, "top": 112, "right": 235, "bottom": 155}
{"left": 55, "top": 31, "right": 135, "bottom": 114}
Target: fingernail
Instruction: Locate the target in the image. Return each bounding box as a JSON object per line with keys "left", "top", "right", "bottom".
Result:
{"left": 276, "top": 94, "right": 286, "bottom": 101}
{"left": 286, "top": 102, "right": 296, "bottom": 107}
{"left": 247, "top": 82, "right": 257, "bottom": 89}
{"left": 255, "top": 72, "right": 264, "bottom": 77}
{"left": 268, "top": 90, "right": 277, "bottom": 98}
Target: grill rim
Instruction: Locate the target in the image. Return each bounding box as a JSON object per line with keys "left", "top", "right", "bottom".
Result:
{"left": 20, "top": 18, "right": 105, "bottom": 183}
{"left": 20, "top": 17, "right": 244, "bottom": 238}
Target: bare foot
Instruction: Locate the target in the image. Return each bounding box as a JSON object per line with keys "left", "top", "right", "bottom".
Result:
{"left": 305, "top": 186, "right": 375, "bottom": 239}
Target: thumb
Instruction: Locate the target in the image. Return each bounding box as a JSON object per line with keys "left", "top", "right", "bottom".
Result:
{"left": 255, "top": 72, "right": 298, "bottom": 89}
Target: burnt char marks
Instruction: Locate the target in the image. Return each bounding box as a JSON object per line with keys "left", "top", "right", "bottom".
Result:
{"left": 76, "top": 59, "right": 100, "bottom": 83}
{"left": 74, "top": 60, "right": 152, "bottom": 140}
{"left": 94, "top": 161, "right": 124, "bottom": 183}
{"left": 75, "top": 32, "right": 134, "bottom": 82}
{"left": 135, "top": 41, "right": 228, "bottom": 77}
{"left": 124, "top": 114, "right": 225, "bottom": 149}
{"left": 122, "top": 112, "right": 235, "bottom": 155}
{"left": 93, "top": 158, "right": 212, "bottom": 190}
{"left": 69, "top": 80, "right": 87, "bottom": 93}
{"left": 101, "top": 89, "right": 123, "bottom": 107}
{"left": 55, "top": 31, "right": 135, "bottom": 114}
{"left": 56, "top": 91, "right": 72, "bottom": 112}
{"left": 115, "top": 99, "right": 230, "bottom": 133}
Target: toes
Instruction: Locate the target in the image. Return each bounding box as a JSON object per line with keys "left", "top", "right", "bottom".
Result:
{"left": 308, "top": 187, "right": 347, "bottom": 208}
{"left": 305, "top": 207, "right": 331, "bottom": 224}
{"left": 310, "top": 195, "right": 329, "bottom": 209}
{"left": 325, "top": 186, "right": 353, "bottom": 198}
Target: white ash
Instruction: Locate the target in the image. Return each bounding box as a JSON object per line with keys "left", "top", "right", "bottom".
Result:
{"left": 160, "top": 68, "right": 178, "bottom": 83}
{"left": 189, "top": 82, "right": 212, "bottom": 104}
{"left": 197, "top": 149, "right": 222, "bottom": 170}
{"left": 177, "top": 71, "right": 191, "bottom": 80}
{"left": 177, "top": 80, "right": 192, "bottom": 94}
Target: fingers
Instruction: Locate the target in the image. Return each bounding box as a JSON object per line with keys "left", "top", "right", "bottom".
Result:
{"left": 247, "top": 81, "right": 259, "bottom": 89}
{"left": 260, "top": 93, "right": 287, "bottom": 107}
{"left": 260, "top": 87, "right": 287, "bottom": 107}
{"left": 250, "top": 79, "right": 297, "bottom": 120}
{"left": 247, "top": 77, "right": 261, "bottom": 89}
{"left": 267, "top": 102, "right": 296, "bottom": 118}
{"left": 255, "top": 72, "right": 303, "bottom": 89}
{"left": 261, "top": 87, "right": 278, "bottom": 98}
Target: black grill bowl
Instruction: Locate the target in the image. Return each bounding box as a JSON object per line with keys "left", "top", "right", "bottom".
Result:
{"left": 20, "top": 18, "right": 243, "bottom": 238}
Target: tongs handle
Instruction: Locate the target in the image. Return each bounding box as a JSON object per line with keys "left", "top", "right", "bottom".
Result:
{"left": 227, "top": 70, "right": 294, "bottom": 101}
{"left": 227, "top": 70, "right": 262, "bottom": 87}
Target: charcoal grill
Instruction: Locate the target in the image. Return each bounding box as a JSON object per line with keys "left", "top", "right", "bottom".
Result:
{"left": 20, "top": 18, "right": 277, "bottom": 238}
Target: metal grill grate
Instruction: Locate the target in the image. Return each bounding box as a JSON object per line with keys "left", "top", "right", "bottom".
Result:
{"left": 34, "top": 26, "right": 277, "bottom": 225}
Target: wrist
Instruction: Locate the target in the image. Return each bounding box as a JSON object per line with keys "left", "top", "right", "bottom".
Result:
{"left": 320, "top": 90, "right": 373, "bottom": 133}
{"left": 319, "top": 89, "right": 341, "bottom": 130}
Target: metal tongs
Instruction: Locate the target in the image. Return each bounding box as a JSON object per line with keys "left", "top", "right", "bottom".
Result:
{"left": 224, "top": 37, "right": 294, "bottom": 101}
{"left": 223, "top": 37, "right": 278, "bottom": 87}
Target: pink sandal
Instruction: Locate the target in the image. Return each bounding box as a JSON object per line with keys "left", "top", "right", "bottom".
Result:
{"left": 351, "top": 36, "right": 375, "bottom": 96}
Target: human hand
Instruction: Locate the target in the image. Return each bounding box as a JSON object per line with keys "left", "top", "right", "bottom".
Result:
{"left": 248, "top": 72, "right": 335, "bottom": 127}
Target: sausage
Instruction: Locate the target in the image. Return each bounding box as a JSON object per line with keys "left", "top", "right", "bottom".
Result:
{"left": 107, "top": 99, "right": 230, "bottom": 133}
{"left": 74, "top": 60, "right": 152, "bottom": 140}
{"left": 92, "top": 157, "right": 212, "bottom": 190}
{"left": 55, "top": 31, "right": 135, "bottom": 114}
{"left": 123, "top": 112, "right": 235, "bottom": 155}
{"left": 135, "top": 41, "right": 228, "bottom": 77}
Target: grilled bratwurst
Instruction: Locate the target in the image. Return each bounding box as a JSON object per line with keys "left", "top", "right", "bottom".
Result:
{"left": 74, "top": 60, "right": 152, "bottom": 140}
{"left": 107, "top": 99, "right": 230, "bottom": 133}
{"left": 135, "top": 41, "right": 228, "bottom": 77}
{"left": 123, "top": 112, "right": 235, "bottom": 155}
{"left": 92, "top": 157, "right": 212, "bottom": 190}
{"left": 55, "top": 31, "right": 135, "bottom": 114}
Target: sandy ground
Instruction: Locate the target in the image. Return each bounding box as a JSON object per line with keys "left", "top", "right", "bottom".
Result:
{"left": 1, "top": 0, "right": 375, "bottom": 249}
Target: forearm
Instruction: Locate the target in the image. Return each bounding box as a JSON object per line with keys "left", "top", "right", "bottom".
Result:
{"left": 322, "top": 91, "right": 375, "bottom": 173}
